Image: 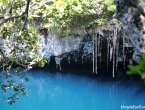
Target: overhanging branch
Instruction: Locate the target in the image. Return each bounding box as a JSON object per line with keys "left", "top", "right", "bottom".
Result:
{"left": 0, "top": 0, "right": 30, "bottom": 27}
{"left": 0, "top": 12, "right": 26, "bottom": 26}
{"left": 22, "top": 0, "right": 30, "bottom": 30}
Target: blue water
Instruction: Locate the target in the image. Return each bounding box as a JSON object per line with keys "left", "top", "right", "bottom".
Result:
{"left": 0, "top": 69, "right": 145, "bottom": 110}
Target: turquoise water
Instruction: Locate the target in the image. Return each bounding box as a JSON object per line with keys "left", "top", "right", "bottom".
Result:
{"left": 0, "top": 69, "right": 145, "bottom": 110}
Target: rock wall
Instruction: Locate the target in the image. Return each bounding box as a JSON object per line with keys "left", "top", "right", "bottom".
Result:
{"left": 38, "top": 20, "right": 134, "bottom": 75}
{"left": 114, "top": 0, "right": 145, "bottom": 62}
{"left": 0, "top": 18, "right": 135, "bottom": 75}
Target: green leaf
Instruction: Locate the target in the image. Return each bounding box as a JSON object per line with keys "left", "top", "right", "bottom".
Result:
{"left": 141, "top": 73, "right": 145, "bottom": 79}
{"left": 127, "top": 53, "right": 145, "bottom": 82}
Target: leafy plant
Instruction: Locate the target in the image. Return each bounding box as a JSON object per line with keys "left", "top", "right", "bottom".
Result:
{"left": 30, "top": 0, "right": 115, "bottom": 36}
{"left": 0, "top": 0, "right": 115, "bottom": 105}
{"left": 127, "top": 54, "right": 145, "bottom": 81}
{"left": 0, "top": 0, "right": 47, "bottom": 104}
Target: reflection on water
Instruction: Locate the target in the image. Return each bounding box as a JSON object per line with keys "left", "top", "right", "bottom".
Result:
{"left": 0, "top": 69, "right": 145, "bottom": 110}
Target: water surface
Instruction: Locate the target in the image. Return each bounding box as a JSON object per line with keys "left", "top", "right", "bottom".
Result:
{"left": 0, "top": 69, "right": 145, "bottom": 110}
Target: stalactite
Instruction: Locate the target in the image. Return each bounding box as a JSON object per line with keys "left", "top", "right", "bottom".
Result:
{"left": 55, "top": 57, "right": 62, "bottom": 70}
{"left": 92, "top": 21, "right": 124, "bottom": 75}
{"left": 123, "top": 31, "right": 125, "bottom": 69}
{"left": 92, "top": 33, "right": 95, "bottom": 73}
{"left": 110, "top": 45, "right": 113, "bottom": 61}
{"left": 73, "top": 54, "right": 78, "bottom": 62}
{"left": 59, "top": 62, "right": 61, "bottom": 70}
{"left": 68, "top": 56, "right": 71, "bottom": 64}
{"left": 47, "top": 58, "right": 51, "bottom": 64}
{"left": 116, "top": 40, "right": 119, "bottom": 71}
{"left": 124, "top": 32, "right": 128, "bottom": 68}
{"left": 107, "top": 33, "right": 110, "bottom": 72}
{"left": 127, "top": 38, "right": 130, "bottom": 63}
{"left": 112, "top": 28, "right": 117, "bottom": 78}
{"left": 116, "top": 29, "right": 119, "bottom": 71}
{"left": 95, "top": 32, "right": 98, "bottom": 74}
{"left": 126, "top": 33, "right": 129, "bottom": 50}
{"left": 98, "top": 33, "right": 100, "bottom": 54}
{"left": 82, "top": 56, "right": 84, "bottom": 64}
{"left": 112, "top": 46, "right": 115, "bottom": 78}
{"left": 100, "top": 40, "right": 102, "bottom": 68}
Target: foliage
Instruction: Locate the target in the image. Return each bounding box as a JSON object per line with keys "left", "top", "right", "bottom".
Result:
{"left": 127, "top": 54, "right": 145, "bottom": 81}
{"left": 0, "top": 0, "right": 47, "bottom": 104}
{"left": 30, "top": 0, "right": 115, "bottom": 36}
{"left": 0, "top": 0, "right": 115, "bottom": 105}
{"left": 0, "top": 0, "right": 9, "bottom": 5}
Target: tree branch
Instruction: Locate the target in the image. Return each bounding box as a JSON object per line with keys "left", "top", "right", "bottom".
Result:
{"left": 0, "top": 0, "right": 30, "bottom": 27}
{"left": 22, "top": 0, "right": 30, "bottom": 30}
{"left": 0, "top": 12, "right": 26, "bottom": 26}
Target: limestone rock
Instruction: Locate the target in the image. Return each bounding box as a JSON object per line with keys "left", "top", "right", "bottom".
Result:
{"left": 114, "top": 0, "right": 145, "bottom": 62}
